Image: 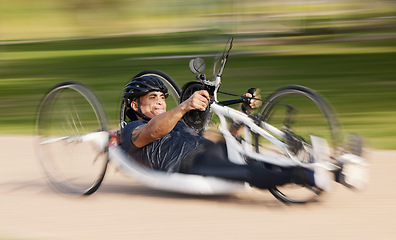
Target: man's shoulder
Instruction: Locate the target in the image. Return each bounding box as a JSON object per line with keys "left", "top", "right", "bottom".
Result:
{"left": 121, "top": 120, "right": 148, "bottom": 134}
{"left": 129, "top": 120, "right": 148, "bottom": 127}
{"left": 120, "top": 120, "right": 150, "bottom": 150}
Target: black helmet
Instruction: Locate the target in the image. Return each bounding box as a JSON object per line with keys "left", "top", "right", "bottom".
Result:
{"left": 123, "top": 75, "right": 168, "bottom": 103}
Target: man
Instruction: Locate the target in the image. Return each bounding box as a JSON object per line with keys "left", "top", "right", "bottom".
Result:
{"left": 120, "top": 75, "right": 331, "bottom": 191}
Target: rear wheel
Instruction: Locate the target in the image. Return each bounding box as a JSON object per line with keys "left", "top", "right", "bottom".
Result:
{"left": 255, "top": 85, "right": 340, "bottom": 203}
{"left": 36, "top": 81, "right": 108, "bottom": 195}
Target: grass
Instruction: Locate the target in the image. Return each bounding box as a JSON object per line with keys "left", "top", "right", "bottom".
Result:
{"left": 1, "top": 32, "right": 396, "bottom": 149}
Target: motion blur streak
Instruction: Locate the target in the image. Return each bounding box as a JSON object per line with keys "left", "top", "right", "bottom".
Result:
{"left": 1, "top": 0, "right": 396, "bottom": 150}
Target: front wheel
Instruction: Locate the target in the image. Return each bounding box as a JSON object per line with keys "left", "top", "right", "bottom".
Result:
{"left": 36, "top": 82, "right": 109, "bottom": 195}
{"left": 255, "top": 85, "right": 340, "bottom": 203}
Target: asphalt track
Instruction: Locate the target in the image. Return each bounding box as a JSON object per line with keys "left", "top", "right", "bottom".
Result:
{"left": 1, "top": 135, "right": 395, "bottom": 240}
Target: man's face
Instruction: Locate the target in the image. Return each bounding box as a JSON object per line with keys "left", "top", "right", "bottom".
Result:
{"left": 131, "top": 91, "right": 167, "bottom": 119}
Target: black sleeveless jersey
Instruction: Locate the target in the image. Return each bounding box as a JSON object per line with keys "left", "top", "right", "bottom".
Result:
{"left": 120, "top": 120, "right": 214, "bottom": 173}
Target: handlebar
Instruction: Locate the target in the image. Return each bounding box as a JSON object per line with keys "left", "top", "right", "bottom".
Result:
{"left": 216, "top": 87, "right": 260, "bottom": 107}
{"left": 218, "top": 98, "right": 245, "bottom": 106}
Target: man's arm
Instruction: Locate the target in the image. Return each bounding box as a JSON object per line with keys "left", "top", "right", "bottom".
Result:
{"left": 131, "top": 90, "right": 210, "bottom": 148}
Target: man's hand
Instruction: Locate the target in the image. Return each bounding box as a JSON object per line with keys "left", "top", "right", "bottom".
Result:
{"left": 230, "top": 88, "right": 261, "bottom": 137}
{"left": 242, "top": 88, "right": 261, "bottom": 113}
{"left": 181, "top": 90, "right": 210, "bottom": 112}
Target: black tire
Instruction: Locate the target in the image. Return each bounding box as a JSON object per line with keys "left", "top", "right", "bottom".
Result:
{"left": 179, "top": 82, "right": 212, "bottom": 132}
{"left": 120, "top": 70, "right": 181, "bottom": 128}
{"left": 36, "top": 81, "right": 108, "bottom": 195}
{"left": 255, "top": 85, "right": 340, "bottom": 204}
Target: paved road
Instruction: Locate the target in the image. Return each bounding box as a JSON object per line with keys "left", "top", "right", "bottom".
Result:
{"left": 1, "top": 135, "right": 395, "bottom": 240}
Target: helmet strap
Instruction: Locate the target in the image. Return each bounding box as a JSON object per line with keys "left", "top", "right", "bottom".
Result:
{"left": 135, "top": 97, "right": 151, "bottom": 121}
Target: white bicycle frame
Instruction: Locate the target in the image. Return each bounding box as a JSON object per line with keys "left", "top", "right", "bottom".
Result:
{"left": 211, "top": 103, "right": 299, "bottom": 166}
{"left": 204, "top": 73, "right": 324, "bottom": 171}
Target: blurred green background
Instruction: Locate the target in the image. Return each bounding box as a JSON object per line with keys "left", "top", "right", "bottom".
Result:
{"left": 1, "top": 0, "right": 395, "bottom": 149}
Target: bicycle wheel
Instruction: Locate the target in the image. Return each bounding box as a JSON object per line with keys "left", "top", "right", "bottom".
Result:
{"left": 254, "top": 85, "right": 340, "bottom": 203}
{"left": 120, "top": 70, "right": 181, "bottom": 127}
{"left": 36, "top": 81, "right": 109, "bottom": 195}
